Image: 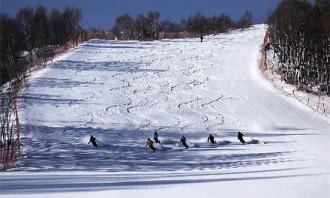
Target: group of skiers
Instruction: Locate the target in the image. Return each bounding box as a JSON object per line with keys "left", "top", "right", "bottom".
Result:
{"left": 145, "top": 131, "right": 246, "bottom": 152}
{"left": 145, "top": 132, "right": 191, "bottom": 151}
{"left": 88, "top": 131, "right": 247, "bottom": 151}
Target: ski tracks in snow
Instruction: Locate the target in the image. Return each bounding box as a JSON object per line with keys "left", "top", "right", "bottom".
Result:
{"left": 17, "top": 25, "right": 320, "bottom": 176}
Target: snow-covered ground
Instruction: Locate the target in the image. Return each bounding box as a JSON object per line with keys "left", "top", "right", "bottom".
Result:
{"left": 1, "top": 24, "right": 330, "bottom": 198}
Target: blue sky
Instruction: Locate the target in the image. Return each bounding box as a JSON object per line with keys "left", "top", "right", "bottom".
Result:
{"left": 1, "top": 0, "right": 282, "bottom": 30}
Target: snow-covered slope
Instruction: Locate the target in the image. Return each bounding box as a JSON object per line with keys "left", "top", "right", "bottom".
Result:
{"left": 1, "top": 24, "right": 330, "bottom": 198}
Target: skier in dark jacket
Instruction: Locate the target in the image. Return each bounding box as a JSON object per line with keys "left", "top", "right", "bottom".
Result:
{"left": 237, "top": 132, "right": 245, "bottom": 144}
{"left": 200, "top": 35, "right": 203, "bottom": 42}
{"left": 207, "top": 134, "right": 217, "bottom": 144}
{"left": 180, "top": 136, "right": 189, "bottom": 149}
{"left": 153, "top": 131, "right": 160, "bottom": 143}
{"left": 146, "top": 138, "right": 157, "bottom": 152}
{"left": 88, "top": 135, "right": 98, "bottom": 148}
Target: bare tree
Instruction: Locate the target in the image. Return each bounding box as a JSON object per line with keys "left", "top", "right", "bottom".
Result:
{"left": 16, "top": 7, "right": 34, "bottom": 67}
{"left": 112, "top": 14, "right": 136, "bottom": 40}
{"left": 32, "top": 6, "right": 50, "bottom": 63}
{"left": 237, "top": 10, "right": 253, "bottom": 29}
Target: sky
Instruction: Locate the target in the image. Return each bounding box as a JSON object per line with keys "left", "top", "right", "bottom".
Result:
{"left": 0, "top": 0, "right": 282, "bottom": 30}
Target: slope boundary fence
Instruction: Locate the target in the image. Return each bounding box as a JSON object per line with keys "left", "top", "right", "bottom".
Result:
{"left": 260, "top": 33, "right": 329, "bottom": 119}
{"left": 0, "top": 33, "right": 109, "bottom": 171}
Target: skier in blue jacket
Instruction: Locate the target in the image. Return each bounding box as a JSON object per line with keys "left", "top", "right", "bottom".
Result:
{"left": 153, "top": 131, "right": 160, "bottom": 143}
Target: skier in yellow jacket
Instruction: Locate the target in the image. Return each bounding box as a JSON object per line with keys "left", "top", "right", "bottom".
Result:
{"left": 146, "top": 138, "right": 157, "bottom": 151}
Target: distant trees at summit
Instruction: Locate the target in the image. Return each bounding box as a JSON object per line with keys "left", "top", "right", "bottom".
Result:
{"left": 112, "top": 10, "right": 253, "bottom": 40}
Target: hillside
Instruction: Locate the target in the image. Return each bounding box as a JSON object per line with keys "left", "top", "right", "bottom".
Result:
{"left": 1, "top": 24, "right": 329, "bottom": 198}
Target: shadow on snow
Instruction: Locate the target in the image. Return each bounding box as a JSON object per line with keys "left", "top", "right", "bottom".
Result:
{"left": 12, "top": 124, "right": 299, "bottom": 173}
{"left": 0, "top": 167, "right": 319, "bottom": 194}
{"left": 52, "top": 60, "right": 166, "bottom": 73}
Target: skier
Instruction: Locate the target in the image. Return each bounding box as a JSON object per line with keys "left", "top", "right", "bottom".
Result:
{"left": 180, "top": 136, "right": 189, "bottom": 149}
{"left": 200, "top": 35, "right": 203, "bottom": 42}
{"left": 207, "top": 134, "right": 217, "bottom": 144}
{"left": 237, "top": 132, "right": 245, "bottom": 144}
{"left": 146, "top": 138, "right": 157, "bottom": 152}
{"left": 153, "top": 131, "right": 160, "bottom": 143}
{"left": 88, "top": 135, "right": 98, "bottom": 148}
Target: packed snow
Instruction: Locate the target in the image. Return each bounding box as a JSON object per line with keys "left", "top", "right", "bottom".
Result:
{"left": 1, "top": 24, "right": 330, "bottom": 198}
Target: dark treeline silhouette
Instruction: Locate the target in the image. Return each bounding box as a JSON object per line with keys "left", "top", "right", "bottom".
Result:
{"left": 267, "top": 0, "right": 330, "bottom": 95}
{"left": 111, "top": 10, "right": 253, "bottom": 40}
{"left": 0, "top": 6, "right": 82, "bottom": 85}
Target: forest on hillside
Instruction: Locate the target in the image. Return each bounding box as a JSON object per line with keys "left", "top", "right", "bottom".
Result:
{"left": 267, "top": 0, "right": 330, "bottom": 95}
{"left": 0, "top": 6, "right": 82, "bottom": 85}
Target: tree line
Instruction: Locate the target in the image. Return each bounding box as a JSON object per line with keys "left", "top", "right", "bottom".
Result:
{"left": 111, "top": 10, "right": 253, "bottom": 40}
{"left": 267, "top": 0, "right": 330, "bottom": 95}
{"left": 0, "top": 6, "right": 82, "bottom": 85}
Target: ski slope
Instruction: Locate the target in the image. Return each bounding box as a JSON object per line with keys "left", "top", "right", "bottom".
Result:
{"left": 1, "top": 24, "right": 330, "bottom": 198}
